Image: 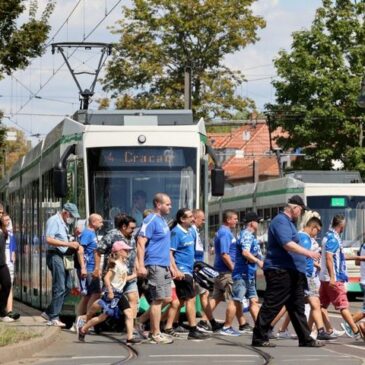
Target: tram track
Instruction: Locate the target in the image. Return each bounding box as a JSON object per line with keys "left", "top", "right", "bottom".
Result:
{"left": 100, "top": 333, "right": 139, "bottom": 364}
{"left": 214, "top": 335, "right": 272, "bottom": 365}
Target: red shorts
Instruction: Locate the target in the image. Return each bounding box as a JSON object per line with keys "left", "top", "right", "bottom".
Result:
{"left": 171, "top": 287, "right": 178, "bottom": 301}
{"left": 319, "top": 281, "right": 349, "bottom": 310}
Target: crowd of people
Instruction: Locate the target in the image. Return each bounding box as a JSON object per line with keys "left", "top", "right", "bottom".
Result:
{"left": 2, "top": 192, "right": 365, "bottom": 349}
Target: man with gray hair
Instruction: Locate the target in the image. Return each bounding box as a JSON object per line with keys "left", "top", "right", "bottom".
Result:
{"left": 252, "top": 195, "right": 322, "bottom": 348}
{"left": 42, "top": 203, "right": 81, "bottom": 327}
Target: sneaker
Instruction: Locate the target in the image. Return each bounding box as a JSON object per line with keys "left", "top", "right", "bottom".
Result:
{"left": 357, "top": 324, "right": 365, "bottom": 341}
{"left": 341, "top": 322, "right": 354, "bottom": 338}
{"left": 197, "top": 320, "right": 212, "bottom": 333}
{"left": 78, "top": 328, "right": 86, "bottom": 342}
{"left": 76, "top": 316, "right": 85, "bottom": 335}
{"left": 47, "top": 319, "right": 66, "bottom": 327}
{"left": 299, "top": 340, "right": 324, "bottom": 347}
{"left": 317, "top": 331, "right": 336, "bottom": 341}
{"left": 164, "top": 327, "right": 184, "bottom": 338}
{"left": 252, "top": 340, "right": 276, "bottom": 347}
{"left": 136, "top": 323, "right": 148, "bottom": 339}
{"left": 211, "top": 321, "right": 224, "bottom": 332}
{"left": 333, "top": 327, "right": 346, "bottom": 337}
{"left": 239, "top": 323, "right": 253, "bottom": 334}
{"left": 1, "top": 316, "right": 15, "bottom": 323}
{"left": 69, "top": 323, "right": 77, "bottom": 332}
{"left": 148, "top": 333, "right": 174, "bottom": 344}
{"left": 219, "top": 326, "right": 241, "bottom": 337}
{"left": 40, "top": 312, "right": 49, "bottom": 321}
{"left": 276, "top": 330, "right": 293, "bottom": 339}
{"left": 126, "top": 337, "right": 143, "bottom": 345}
{"left": 7, "top": 311, "right": 20, "bottom": 320}
{"left": 173, "top": 324, "right": 190, "bottom": 333}
{"left": 188, "top": 329, "right": 209, "bottom": 340}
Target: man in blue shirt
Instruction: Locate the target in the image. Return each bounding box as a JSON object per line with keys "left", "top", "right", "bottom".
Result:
{"left": 232, "top": 212, "right": 263, "bottom": 323}
{"left": 252, "top": 195, "right": 322, "bottom": 348}
{"left": 209, "top": 210, "right": 248, "bottom": 336}
{"left": 168, "top": 208, "right": 208, "bottom": 340}
{"left": 137, "top": 193, "right": 173, "bottom": 344}
{"left": 43, "top": 203, "right": 81, "bottom": 327}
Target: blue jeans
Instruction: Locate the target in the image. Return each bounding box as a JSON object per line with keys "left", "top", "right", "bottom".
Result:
{"left": 45, "top": 253, "right": 72, "bottom": 320}
{"left": 232, "top": 277, "right": 258, "bottom": 302}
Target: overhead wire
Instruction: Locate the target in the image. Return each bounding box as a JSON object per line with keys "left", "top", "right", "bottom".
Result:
{"left": 12, "top": 0, "right": 123, "bottom": 120}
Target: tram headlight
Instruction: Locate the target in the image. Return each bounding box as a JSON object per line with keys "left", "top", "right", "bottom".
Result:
{"left": 138, "top": 135, "right": 146, "bottom": 144}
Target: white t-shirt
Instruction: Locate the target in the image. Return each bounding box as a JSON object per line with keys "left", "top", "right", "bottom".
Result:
{"left": 360, "top": 243, "right": 365, "bottom": 285}
{"left": 110, "top": 260, "right": 128, "bottom": 291}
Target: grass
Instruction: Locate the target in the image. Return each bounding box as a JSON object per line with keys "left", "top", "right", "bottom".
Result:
{"left": 0, "top": 324, "right": 40, "bottom": 347}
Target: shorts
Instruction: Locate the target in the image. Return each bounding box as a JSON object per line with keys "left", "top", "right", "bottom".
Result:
{"left": 98, "top": 292, "right": 130, "bottom": 319}
{"left": 304, "top": 276, "right": 320, "bottom": 298}
{"left": 194, "top": 282, "right": 208, "bottom": 296}
{"left": 147, "top": 265, "right": 172, "bottom": 302}
{"left": 232, "top": 277, "right": 257, "bottom": 302}
{"left": 319, "top": 280, "right": 349, "bottom": 310}
{"left": 124, "top": 279, "right": 138, "bottom": 294}
{"left": 212, "top": 273, "right": 233, "bottom": 301}
{"left": 79, "top": 272, "right": 101, "bottom": 296}
{"left": 137, "top": 277, "right": 152, "bottom": 304}
{"left": 174, "top": 275, "right": 195, "bottom": 300}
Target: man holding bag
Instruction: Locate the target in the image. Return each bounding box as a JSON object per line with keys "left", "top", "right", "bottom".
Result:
{"left": 42, "top": 203, "right": 81, "bottom": 327}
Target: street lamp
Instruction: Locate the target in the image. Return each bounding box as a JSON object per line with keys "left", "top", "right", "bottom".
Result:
{"left": 358, "top": 74, "right": 365, "bottom": 108}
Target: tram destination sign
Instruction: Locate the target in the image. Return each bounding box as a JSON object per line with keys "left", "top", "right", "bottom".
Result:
{"left": 330, "top": 197, "right": 346, "bottom": 207}
{"left": 99, "top": 147, "right": 187, "bottom": 167}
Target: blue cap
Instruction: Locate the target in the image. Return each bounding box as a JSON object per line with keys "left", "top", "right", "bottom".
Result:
{"left": 63, "top": 202, "right": 80, "bottom": 218}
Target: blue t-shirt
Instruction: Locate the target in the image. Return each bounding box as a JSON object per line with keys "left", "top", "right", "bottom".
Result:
{"left": 170, "top": 224, "right": 195, "bottom": 275}
{"left": 264, "top": 212, "right": 305, "bottom": 273}
{"left": 299, "top": 231, "right": 316, "bottom": 278}
{"left": 80, "top": 228, "right": 98, "bottom": 272}
{"left": 214, "top": 225, "right": 236, "bottom": 273}
{"left": 138, "top": 213, "right": 170, "bottom": 267}
{"left": 46, "top": 213, "right": 69, "bottom": 254}
{"left": 319, "top": 229, "right": 348, "bottom": 282}
{"left": 232, "top": 228, "right": 262, "bottom": 280}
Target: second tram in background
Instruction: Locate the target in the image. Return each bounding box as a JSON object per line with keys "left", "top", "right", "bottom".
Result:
{"left": 209, "top": 170, "right": 365, "bottom": 296}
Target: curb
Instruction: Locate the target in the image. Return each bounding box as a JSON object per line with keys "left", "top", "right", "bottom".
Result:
{"left": 0, "top": 325, "right": 60, "bottom": 364}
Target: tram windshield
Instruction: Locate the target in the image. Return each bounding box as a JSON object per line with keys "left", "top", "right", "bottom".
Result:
{"left": 87, "top": 146, "right": 197, "bottom": 230}
{"left": 306, "top": 195, "right": 365, "bottom": 249}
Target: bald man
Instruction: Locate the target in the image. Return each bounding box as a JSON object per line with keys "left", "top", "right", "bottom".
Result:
{"left": 76, "top": 214, "right": 104, "bottom": 318}
{"left": 137, "top": 193, "right": 173, "bottom": 344}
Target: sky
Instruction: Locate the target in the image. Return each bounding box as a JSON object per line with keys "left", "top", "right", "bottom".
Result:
{"left": 0, "top": 0, "right": 323, "bottom": 145}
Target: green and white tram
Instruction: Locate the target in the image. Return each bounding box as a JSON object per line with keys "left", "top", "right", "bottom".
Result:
{"left": 209, "top": 172, "right": 365, "bottom": 295}
{"left": 0, "top": 109, "right": 223, "bottom": 315}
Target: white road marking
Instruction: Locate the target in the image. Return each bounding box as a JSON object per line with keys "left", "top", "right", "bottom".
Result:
{"left": 71, "top": 356, "right": 126, "bottom": 359}
{"left": 343, "top": 344, "right": 365, "bottom": 351}
{"left": 149, "top": 354, "right": 259, "bottom": 358}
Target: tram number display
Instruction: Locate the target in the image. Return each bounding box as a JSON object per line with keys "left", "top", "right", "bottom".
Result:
{"left": 99, "top": 147, "right": 187, "bottom": 167}
{"left": 330, "top": 197, "right": 346, "bottom": 207}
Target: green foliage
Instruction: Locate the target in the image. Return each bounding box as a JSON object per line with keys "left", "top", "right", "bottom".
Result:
{"left": 0, "top": 0, "right": 55, "bottom": 79}
{"left": 102, "top": 0, "right": 265, "bottom": 119}
{"left": 268, "top": 0, "right": 365, "bottom": 174}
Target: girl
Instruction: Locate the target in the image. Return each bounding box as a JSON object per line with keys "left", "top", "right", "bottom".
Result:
{"left": 77, "top": 240, "right": 141, "bottom": 344}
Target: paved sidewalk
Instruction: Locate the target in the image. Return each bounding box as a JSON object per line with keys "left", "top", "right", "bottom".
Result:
{"left": 0, "top": 302, "right": 60, "bottom": 364}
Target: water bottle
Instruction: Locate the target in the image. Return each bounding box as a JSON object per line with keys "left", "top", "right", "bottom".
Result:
{"left": 80, "top": 278, "right": 87, "bottom": 296}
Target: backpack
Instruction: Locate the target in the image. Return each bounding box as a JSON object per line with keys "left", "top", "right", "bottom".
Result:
{"left": 193, "top": 261, "right": 219, "bottom": 291}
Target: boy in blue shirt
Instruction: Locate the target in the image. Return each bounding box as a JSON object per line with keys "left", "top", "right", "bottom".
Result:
{"left": 232, "top": 212, "right": 263, "bottom": 323}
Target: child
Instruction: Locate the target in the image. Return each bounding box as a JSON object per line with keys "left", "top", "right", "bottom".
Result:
{"left": 77, "top": 241, "right": 141, "bottom": 345}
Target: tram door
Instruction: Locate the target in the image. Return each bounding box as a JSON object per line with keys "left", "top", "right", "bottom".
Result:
{"left": 30, "top": 180, "right": 41, "bottom": 308}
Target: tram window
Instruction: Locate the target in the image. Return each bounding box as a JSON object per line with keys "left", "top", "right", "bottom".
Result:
{"left": 264, "top": 208, "right": 270, "bottom": 220}
{"left": 271, "top": 207, "right": 279, "bottom": 218}
{"left": 239, "top": 210, "right": 246, "bottom": 225}
{"left": 257, "top": 209, "right": 263, "bottom": 219}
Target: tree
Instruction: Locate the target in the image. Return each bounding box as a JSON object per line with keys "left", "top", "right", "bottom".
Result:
{"left": 0, "top": 0, "right": 55, "bottom": 79}
{"left": 102, "top": 0, "right": 265, "bottom": 119}
{"left": 268, "top": 0, "right": 365, "bottom": 173}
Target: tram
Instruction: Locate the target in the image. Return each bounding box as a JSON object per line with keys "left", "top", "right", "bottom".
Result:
{"left": 209, "top": 171, "right": 365, "bottom": 294}
{"left": 0, "top": 109, "right": 223, "bottom": 315}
